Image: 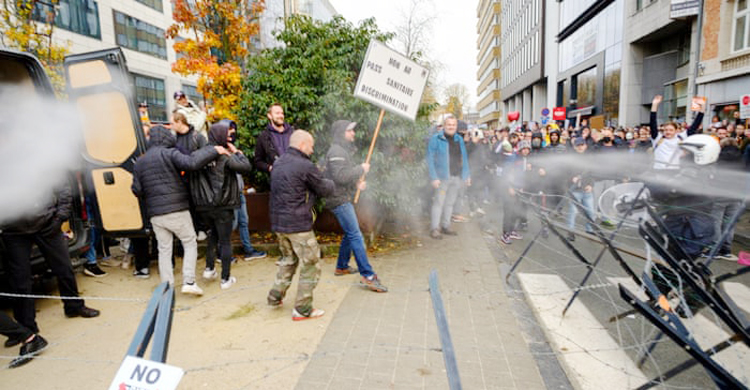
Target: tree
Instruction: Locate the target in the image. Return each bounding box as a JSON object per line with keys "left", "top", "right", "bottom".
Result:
{"left": 167, "top": 0, "right": 263, "bottom": 121}
{"left": 393, "top": 0, "right": 434, "bottom": 60}
{"left": 238, "top": 15, "right": 436, "bottom": 219}
{"left": 1, "top": 0, "right": 68, "bottom": 96}
{"left": 443, "top": 83, "right": 469, "bottom": 119}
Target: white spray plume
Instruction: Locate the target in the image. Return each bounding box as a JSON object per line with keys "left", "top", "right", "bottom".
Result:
{"left": 0, "top": 87, "right": 83, "bottom": 226}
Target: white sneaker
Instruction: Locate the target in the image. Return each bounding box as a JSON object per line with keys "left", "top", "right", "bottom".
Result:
{"left": 181, "top": 283, "right": 203, "bottom": 296}
{"left": 197, "top": 231, "right": 208, "bottom": 241}
{"left": 202, "top": 268, "right": 217, "bottom": 280}
{"left": 221, "top": 276, "right": 237, "bottom": 290}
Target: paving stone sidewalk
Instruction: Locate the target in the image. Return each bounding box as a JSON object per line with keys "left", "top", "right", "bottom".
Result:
{"left": 296, "top": 222, "right": 546, "bottom": 390}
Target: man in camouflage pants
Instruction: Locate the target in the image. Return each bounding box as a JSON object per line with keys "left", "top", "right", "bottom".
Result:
{"left": 267, "top": 130, "right": 335, "bottom": 320}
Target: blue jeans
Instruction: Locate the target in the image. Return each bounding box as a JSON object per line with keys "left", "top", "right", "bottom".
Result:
{"left": 567, "top": 189, "right": 596, "bottom": 232}
{"left": 233, "top": 193, "right": 256, "bottom": 254}
{"left": 83, "top": 200, "right": 98, "bottom": 264}
{"left": 332, "top": 203, "right": 374, "bottom": 278}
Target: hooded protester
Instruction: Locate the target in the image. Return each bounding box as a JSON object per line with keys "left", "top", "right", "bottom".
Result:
{"left": 193, "top": 121, "right": 253, "bottom": 290}
{"left": 546, "top": 129, "right": 567, "bottom": 153}
{"left": 530, "top": 132, "right": 544, "bottom": 154}
{"left": 132, "top": 125, "right": 225, "bottom": 295}
{"left": 324, "top": 120, "right": 387, "bottom": 292}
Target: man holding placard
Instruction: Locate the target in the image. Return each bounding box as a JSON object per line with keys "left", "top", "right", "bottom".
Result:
{"left": 426, "top": 116, "right": 471, "bottom": 239}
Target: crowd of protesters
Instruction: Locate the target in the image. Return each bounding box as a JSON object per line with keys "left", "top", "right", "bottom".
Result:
{"left": 431, "top": 95, "right": 749, "bottom": 262}
{"left": 2, "top": 90, "right": 748, "bottom": 367}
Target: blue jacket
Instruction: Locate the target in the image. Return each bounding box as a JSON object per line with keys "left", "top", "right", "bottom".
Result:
{"left": 426, "top": 131, "right": 470, "bottom": 181}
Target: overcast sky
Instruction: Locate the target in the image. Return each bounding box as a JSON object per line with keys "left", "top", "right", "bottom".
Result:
{"left": 328, "top": 0, "right": 479, "bottom": 111}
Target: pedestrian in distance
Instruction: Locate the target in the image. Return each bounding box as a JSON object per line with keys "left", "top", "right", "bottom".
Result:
{"left": 324, "top": 120, "right": 388, "bottom": 293}
{"left": 174, "top": 90, "right": 208, "bottom": 138}
{"left": 131, "top": 125, "right": 229, "bottom": 296}
{"left": 267, "top": 130, "right": 335, "bottom": 321}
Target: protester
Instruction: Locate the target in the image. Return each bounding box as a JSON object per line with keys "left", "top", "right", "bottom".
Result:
{"left": 190, "top": 121, "right": 253, "bottom": 289}
{"left": 565, "top": 137, "right": 597, "bottom": 241}
{"left": 324, "top": 120, "right": 388, "bottom": 292}
{"left": 0, "top": 182, "right": 100, "bottom": 335}
{"left": 710, "top": 137, "right": 745, "bottom": 260}
{"left": 254, "top": 103, "right": 294, "bottom": 175}
{"left": 173, "top": 110, "right": 210, "bottom": 241}
{"left": 131, "top": 125, "right": 227, "bottom": 295}
{"left": 0, "top": 312, "right": 47, "bottom": 368}
{"left": 649, "top": 94, "right": 705, "bottom": 170}
{"left": 174, "top": 91, "right": 208, "bottom": 138}
{"left": 497, "top": 138, "right": 522, "bottom": 244}
{"left": 426, "top": 116, "right": 471, "bottom": 239}
{"left": 267, "top": 130, "right": 335, "bottom": 320}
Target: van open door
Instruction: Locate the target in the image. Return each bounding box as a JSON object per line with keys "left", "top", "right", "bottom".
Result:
{"left": 64, "top": 48, "right": 148, "bottom": 236}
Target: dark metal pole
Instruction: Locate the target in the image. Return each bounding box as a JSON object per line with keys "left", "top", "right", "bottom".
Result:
{"left": 429, "top": 270, "right": 462, "bottom": 390}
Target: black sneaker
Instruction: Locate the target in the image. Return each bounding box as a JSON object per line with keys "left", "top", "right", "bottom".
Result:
{"left": 5, "top": 337, "right": 22, "bottom": 348}
{"left": 83, "top": 263, "right": 107, "bottom": 277}
{"left": 133, "top": 268, "right": 150, "bottom": 279}
{"left": 9, "top": 335, "right": 47, "bottom": 368}
{"left": 65, "top": 306, "right": 100, "bottom": 318}
{"left": 243, "top": 249, "right": 267, "bottom": 261}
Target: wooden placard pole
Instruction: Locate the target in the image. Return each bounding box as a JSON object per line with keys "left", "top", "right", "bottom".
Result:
{"left": 354, "top": 108, "right": 386, "bottom": 204}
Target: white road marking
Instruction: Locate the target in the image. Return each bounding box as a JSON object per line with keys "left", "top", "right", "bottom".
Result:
{"left": 518, "top": 273, "right": 648, "bottom": 390}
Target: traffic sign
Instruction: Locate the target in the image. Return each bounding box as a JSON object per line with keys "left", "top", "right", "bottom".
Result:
{"left": 541, "top": 108, "right": 550, "bottom": 116}
{"left": 741, "top": 95, "right": 750, "bottom": 119}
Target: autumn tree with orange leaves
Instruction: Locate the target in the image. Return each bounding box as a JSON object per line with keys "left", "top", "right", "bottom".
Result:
{"left": 1, "top": 0, "right": 69, "bottom": 96}
{"left": 167, "top": 0, "right": 263, "bottom": 121}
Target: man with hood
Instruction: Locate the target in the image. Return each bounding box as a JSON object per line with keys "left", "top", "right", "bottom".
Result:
{"left": 193, "top": 121, "right": 253, "bottom": 290}
{"left": 324, "top": 120, "right": 387, "bottom": 293}
{"left": 132, "top": 126, "right": 227, "bottom": 295}
{"left": 254, "top": 103, "right": 294, "bottom": 175}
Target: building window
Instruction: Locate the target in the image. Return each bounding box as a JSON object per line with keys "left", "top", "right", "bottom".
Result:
{"left": 734, "top": 0, "right": 750, "bottom": 52}
{"left": 575, "top": 67, "right": 597, "bottom": 108}
{"left": 33, "top": 0, "right": 101, "bottom": 39}
{"left": 136, "top": 0, "right": 163, "bottom": 12}
{"left": 113, "top": 11, "right": 167, "bottom": 59}
{"left": 133, "top": 74, "right": 167, "bottom": 122}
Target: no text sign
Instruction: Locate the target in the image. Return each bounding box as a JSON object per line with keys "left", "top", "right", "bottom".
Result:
{"left": 109, "top": 356, "right": 184, "bottom": 390}
{"left": 353, "top": 40, "right": 430, "bottom": 121}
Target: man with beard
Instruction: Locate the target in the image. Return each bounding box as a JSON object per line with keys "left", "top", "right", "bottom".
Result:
{"left": 254, "top": 103, "right": 294, "bottom": 176}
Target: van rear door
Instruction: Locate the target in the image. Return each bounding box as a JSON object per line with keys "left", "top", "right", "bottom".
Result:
{"left": 64, "top": 48, "right": 148, "bottom": 235}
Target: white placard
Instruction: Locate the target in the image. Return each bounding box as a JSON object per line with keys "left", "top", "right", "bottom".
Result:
{"left": 353, "top": 40, "right": 430, "bottom": 121}
{"left": 741, "top": 95, "right": 750, "bottom": 119}
{"left": 109, "top": 356, "right": 184, "bottom": 390}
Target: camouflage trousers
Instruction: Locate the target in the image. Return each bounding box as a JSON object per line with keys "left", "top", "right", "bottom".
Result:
{"left": 267, "top": 231, "right": 321, "bottom": 316}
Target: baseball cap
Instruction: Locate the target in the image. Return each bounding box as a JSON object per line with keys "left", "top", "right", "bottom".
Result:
{"left": 573, "top": 137, "right": 586, "bottom": 146}
{"left": 173, "top": 91, "right": 186, "bottom": 100}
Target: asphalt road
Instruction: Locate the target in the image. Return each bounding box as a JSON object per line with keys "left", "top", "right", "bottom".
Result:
{"left": 475, "top": 201, "right": 750, "bottom": 390}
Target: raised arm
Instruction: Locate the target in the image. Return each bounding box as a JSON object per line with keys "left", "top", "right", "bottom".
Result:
{"left": 650, "top": 95, "right": 662, "bottom": 140}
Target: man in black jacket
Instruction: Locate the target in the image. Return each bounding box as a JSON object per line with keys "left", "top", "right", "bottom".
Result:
{"left": 267, "top": 130, "right": 335, "bottom": 320}
{"left": 253, "top": 103, "right": 294, "bottom": 175}
{"left": 132, "top": 126, "right": 226, "bottom": 295}
{"left": 324, "top": 120, "right": 387, "bottom": 292}
{"left": 193, "top": 121, "right": 253, "bottom": 290}
{"left": 1, "top": 182, "right": 100, "bottom": 337}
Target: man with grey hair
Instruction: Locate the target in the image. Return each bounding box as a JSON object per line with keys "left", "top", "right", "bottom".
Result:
{"left": 426, "top": 116, "right": 471, "bottom": 239}
{"left": 268, "top": 130, "right": 335, "bottom": 320}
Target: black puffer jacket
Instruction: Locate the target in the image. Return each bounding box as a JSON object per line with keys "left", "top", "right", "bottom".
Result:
{"left": 2, "top": 182, "right": 72, "bottom": 235}
{"left": 253, "top": 122, "right": 293, "bottom": 173}
{"left": 132, "top": 126, "right": 218, "bottom": 218}
{"left": 270, "top": 147, "right": 335, "bottom": 233}
{"left": 324, "top": 120, "right": 364, "bottom": 210}
{"left": 192, "top": 121, "right": 253, "bottom": 211}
